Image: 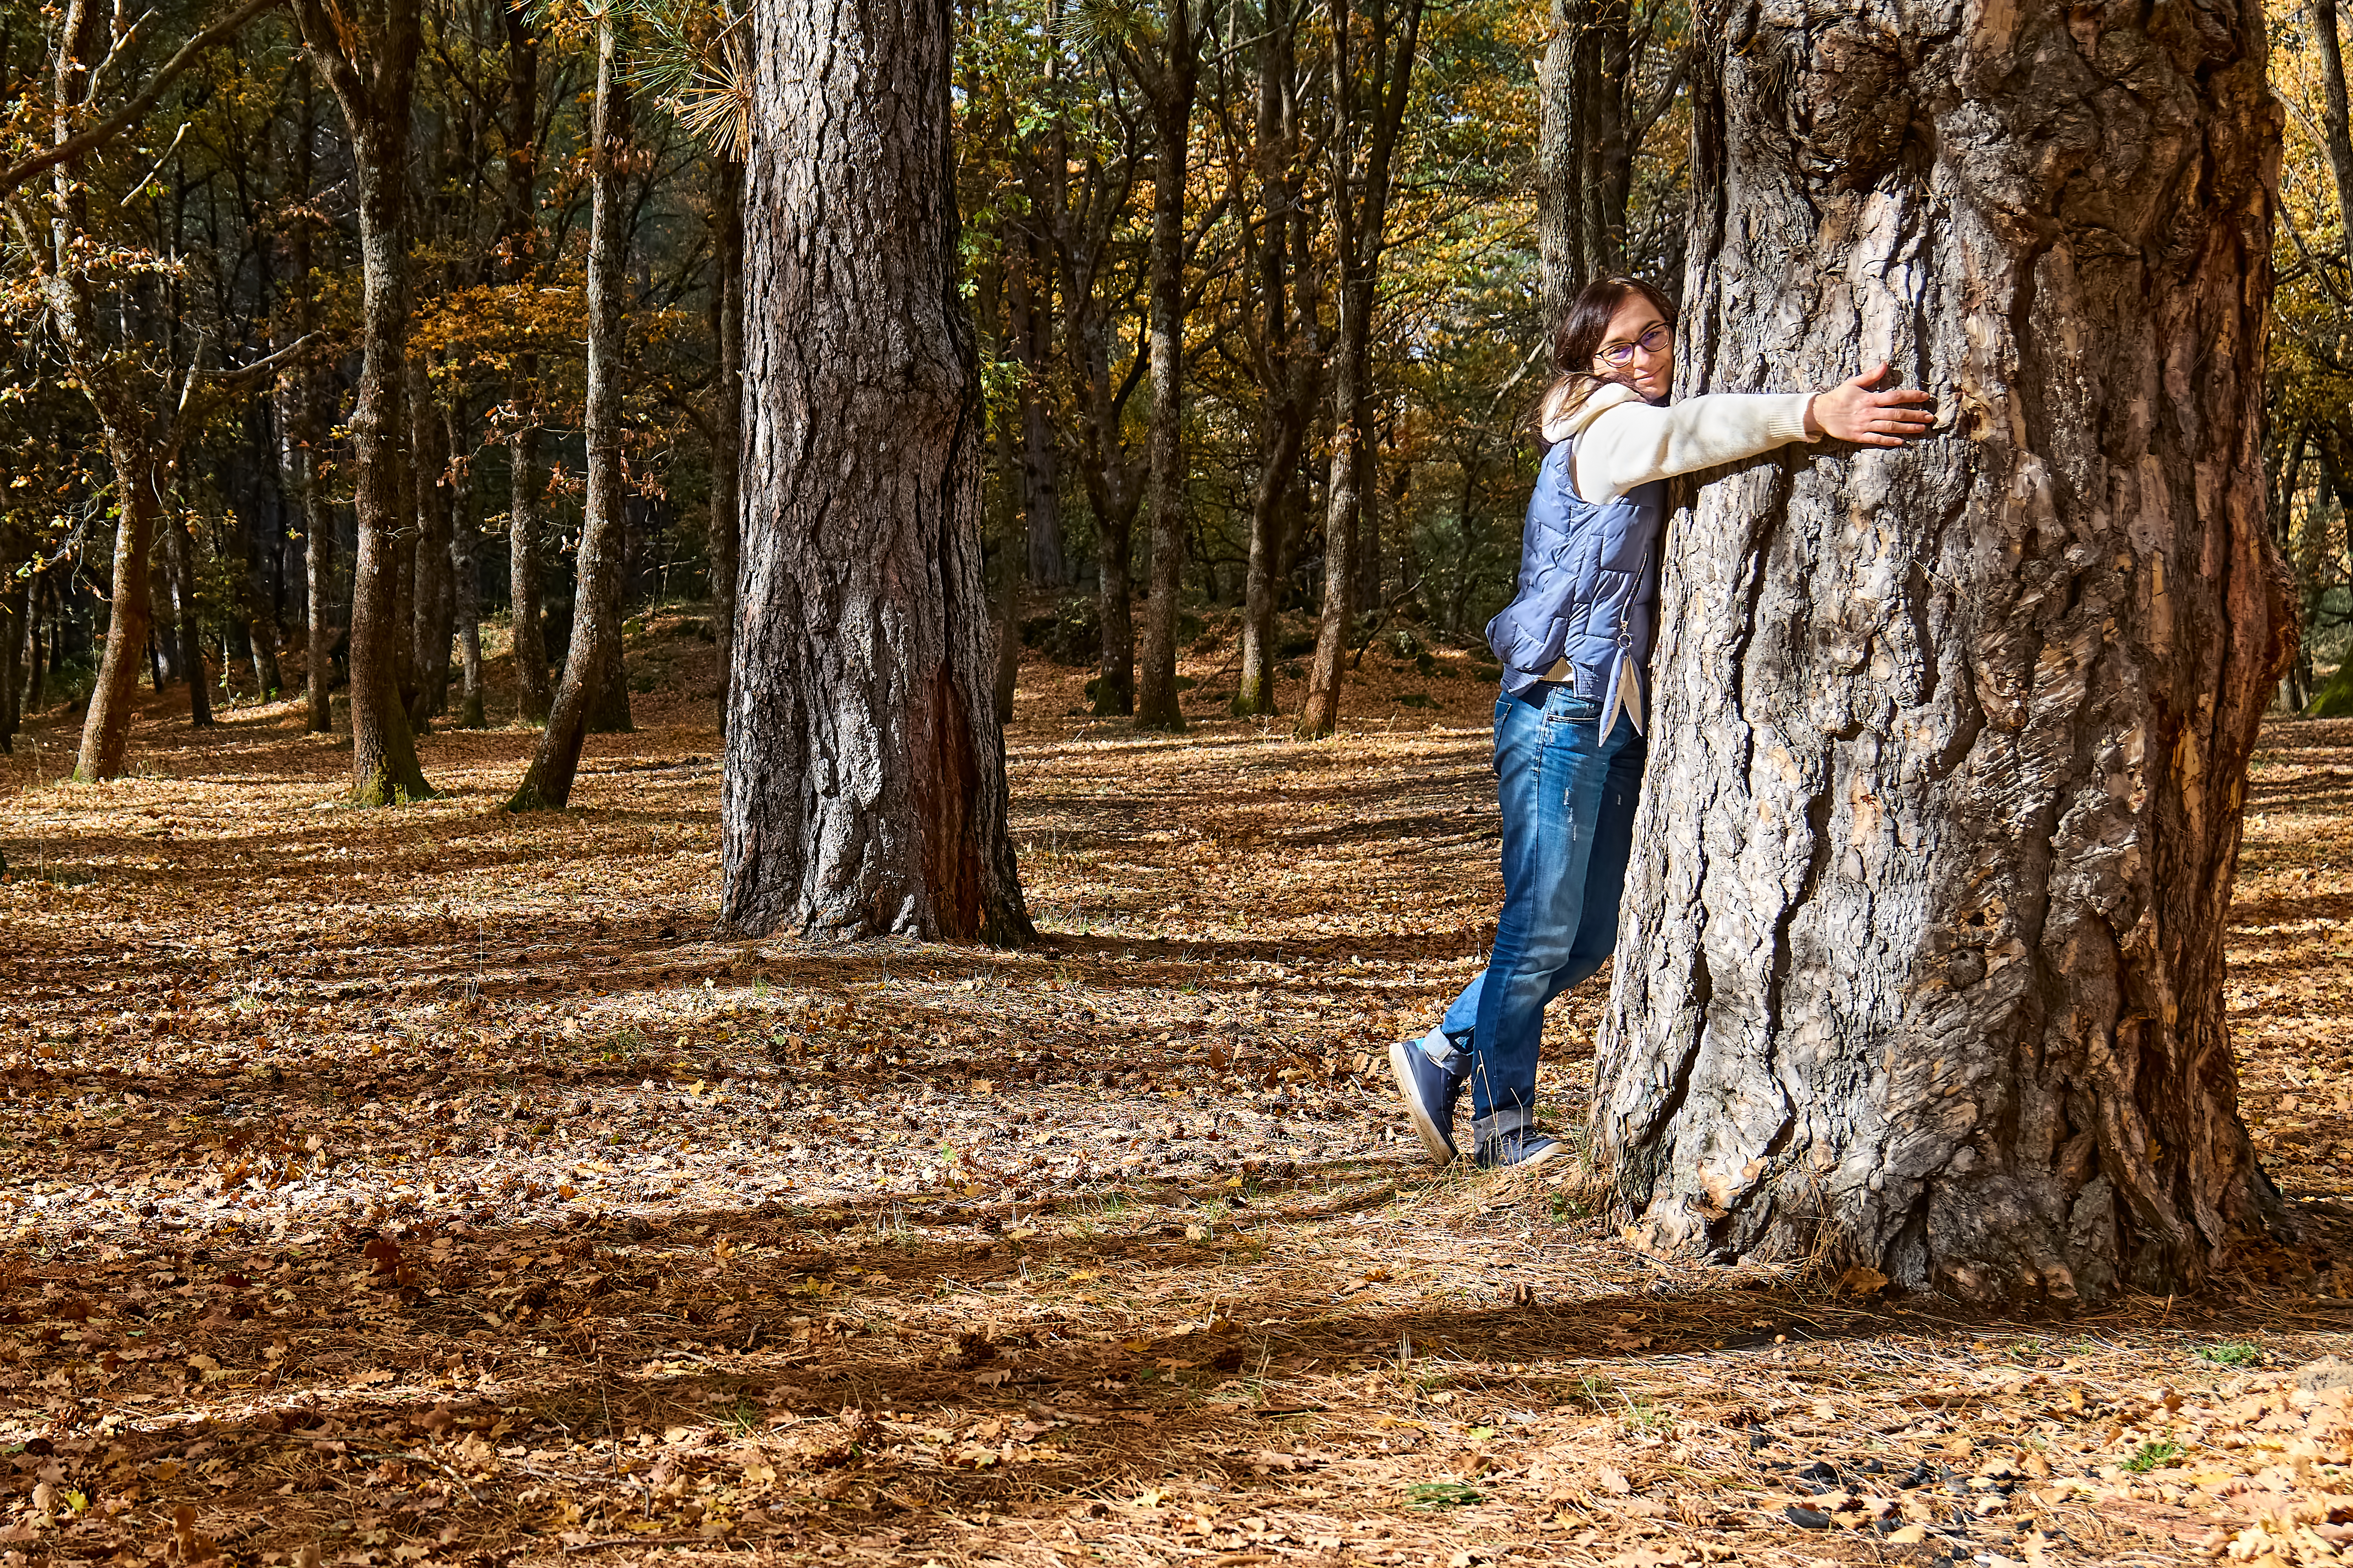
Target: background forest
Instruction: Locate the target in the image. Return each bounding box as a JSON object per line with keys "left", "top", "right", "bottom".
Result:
{"left": 11, "top": 0, "right": 2334, "bottom": 750}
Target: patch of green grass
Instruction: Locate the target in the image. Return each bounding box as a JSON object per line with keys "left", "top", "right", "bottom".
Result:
{"left": 1621, "top": 1398, "right": 1665, "bottom": 1434}
{"left": 1404, "top": 1481, "right": 1483, "bottom": 1508}
{"left": 2192, "top": 1342, "right": 2262, "bottom": 1367}
{"left": 2123, "top": 1439, "right": 2185, "bottom": 1472}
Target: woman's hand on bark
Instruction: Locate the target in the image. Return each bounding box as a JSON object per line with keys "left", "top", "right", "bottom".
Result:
{"left": 1804, "top": 363, "right": 1938, "bottom": 446}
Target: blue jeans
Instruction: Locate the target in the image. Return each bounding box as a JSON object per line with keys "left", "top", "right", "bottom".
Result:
{"left": 1435, "top": 684, "right": 1646, "bottom": 1141}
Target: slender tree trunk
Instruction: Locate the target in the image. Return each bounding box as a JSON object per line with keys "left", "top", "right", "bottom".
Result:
{"left": 722, "top": 0, "right": 1032, "bottom": 944}
{"left": 303, "top": 485, "right": 333, "bottom": 732}
{"left": 346, "top": 118, "right": 431, "bottom": 803}
{"left": 503, "top": 0, "right": 551, "bottom": 725}
{"left": 1009, "top": 235, "right": 1064, "bottom": 587}
{"left": 510, "top": 9, "right": 633, "bottom": 812}
{"left": 1238, "top": 13, "right": 1316, "bottom": 716}
{"left": 509, "top": 427, "right": 552, "bottom": 721}
{"left": 0, "top": 578, "right": 24, "bottom": 752}
{"left": 1352, "top": 411, "right": 1380, "bottom": 613}
{"left": 162, "top": 511, "right": 214, "bottom": 727}
{"left": 1537, "top": 0, "right": 1648, "bottom": 317}
{"left": 1534, "top": 0, "right": 1586, "bottom": 320}
{"left": 2311, "top": 0, "right": 2353, "bottom": 259}
{"left": 993, "top": 545, "right": 1022, "bottom": 725}
{"left": 243, "top": 554, "right": 284, "bottom": 697}
{"left": 289, "top": 0, "right": 434, "bottom": 804}
{"left": 1093, "top": 487, "right": 1136, "bottom": 715}
{"left": 1132, "top": 4, "right": 1198, "bottom": 733}
{"left": 149, "top": 569, "right": 178, "bottom": 688}
{"left": 1067, "top": 295, "right": 1141, "bottom": 717}
{"left": 1297, "top": 0, "right": 1419, "bottom": 741}
{"left": 448, "top": 398, "right": 486, "bottom": 727}
{"left": 709, "top": 155, "right": 745, "bottom": 729}
{"left": 1593, "top": 0, "right": 2291, "bottom": 1303}
{"left": 75, "top": 438, "right": 162, "bottom": 778}
{"left": 26, "top": 580, "right": 48, "bottom": 714}
{"left": 410, "top": 352, "right": 454, "bottom": 721}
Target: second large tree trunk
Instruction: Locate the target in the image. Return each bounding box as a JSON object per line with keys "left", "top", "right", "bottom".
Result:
{"left": 722, "top": 0, "right": 1031, "bottom": 945}
{"left": 509, "top": 10, "right": 633, "bottom": 812}
{"left": 1592, "top": 0, "right": 2293, "bottom": 1303}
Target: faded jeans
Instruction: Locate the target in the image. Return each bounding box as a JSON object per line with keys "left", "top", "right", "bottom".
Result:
{"left": 1432, "top": 682, "right": 1646, "bottom": 1142}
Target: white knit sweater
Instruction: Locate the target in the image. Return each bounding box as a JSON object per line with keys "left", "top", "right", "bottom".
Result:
{"left": 1541, "top": 382, "right": 1818, "bottom": 504}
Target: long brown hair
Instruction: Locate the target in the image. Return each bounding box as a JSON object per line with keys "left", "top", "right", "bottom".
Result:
{"left": 1538, "top": 275, "right": 1679, "bottom": 432}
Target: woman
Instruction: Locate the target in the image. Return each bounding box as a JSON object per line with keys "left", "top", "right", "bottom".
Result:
{"left": 1390, "top": 275, "right": 1937, "bottom": 1168}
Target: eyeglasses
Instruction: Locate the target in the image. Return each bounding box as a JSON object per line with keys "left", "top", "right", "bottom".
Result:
{"left": 1595, "top": 323, "right": 1672, "bottom": 368}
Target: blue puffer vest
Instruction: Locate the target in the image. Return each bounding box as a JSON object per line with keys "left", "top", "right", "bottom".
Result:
{"left": 1483, "top": 435, "right": 1666, "bottom": 729}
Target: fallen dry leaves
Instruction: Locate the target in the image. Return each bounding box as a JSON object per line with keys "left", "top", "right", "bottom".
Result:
{"left": 0, "top": 615, "right": 2345, "bottom": 1568}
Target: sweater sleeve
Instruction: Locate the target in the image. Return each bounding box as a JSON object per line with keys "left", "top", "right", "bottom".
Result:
{"left": 1569, "top": 391, "right": 1817, "bottom": 504}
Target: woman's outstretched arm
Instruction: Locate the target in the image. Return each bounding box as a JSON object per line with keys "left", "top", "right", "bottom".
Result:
{"left": 1562, "top": 363, "right": 1936, "bottom": 504}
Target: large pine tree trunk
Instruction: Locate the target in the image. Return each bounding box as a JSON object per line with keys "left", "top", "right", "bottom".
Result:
{"left": 1132, "top": 2, "right": 1198, "bottom": 734}
{"left": 510, "top": 11, "right": 633, "bottom": 812}
{"left": 1592, "top": 0, "right": 2293, "bottom": 1303}
{"left": 723, "top": 0, "right": 1031, "bottom": 945}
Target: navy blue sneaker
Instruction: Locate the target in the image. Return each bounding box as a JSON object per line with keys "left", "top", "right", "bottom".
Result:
{"left": 1474, "top": 1127, "right": 1566, "bottom": 1170}
{"left": 1389, "top": 1027, "right": 1467, "bottom": 1163}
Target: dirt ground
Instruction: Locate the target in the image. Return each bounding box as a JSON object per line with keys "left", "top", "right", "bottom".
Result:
{"left": 0, "top": 611, "right": 2349, "bottom": 1568}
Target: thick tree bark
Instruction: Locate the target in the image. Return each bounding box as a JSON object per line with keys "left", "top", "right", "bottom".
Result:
{"left": 510, "top": 11, "right": 633, "bottom": 812}
{"left": 1131, "top": 1, "right": 1200, "bottom": 733}
{"left": 1297, "top": 0, "right": 1419, "bottom": 741}
{"left": 294, "top": 0, "right": 433, "bottom": 804}
{"left": 723, "top": 0, "right": 1031, "bottom": 945}
{"left": 709, "top": 155, "right": 745, "bottom": 729}
{"left": 1593, "top": 0, "right": 2291, "bottom": 1303}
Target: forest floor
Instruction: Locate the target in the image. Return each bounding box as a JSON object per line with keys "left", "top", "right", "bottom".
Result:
{"left": 0, "top": 607, "right": 2350, "bottom": 1568}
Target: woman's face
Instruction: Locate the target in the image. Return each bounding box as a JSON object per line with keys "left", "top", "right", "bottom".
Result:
{"left": 1593, "top": 295, "right": 1673, "bottom": 402}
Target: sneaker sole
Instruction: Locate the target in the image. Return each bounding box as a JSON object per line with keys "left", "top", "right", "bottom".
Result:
{"left": 1388, "top": 1037, "right": 1459, "bottom": 1164}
